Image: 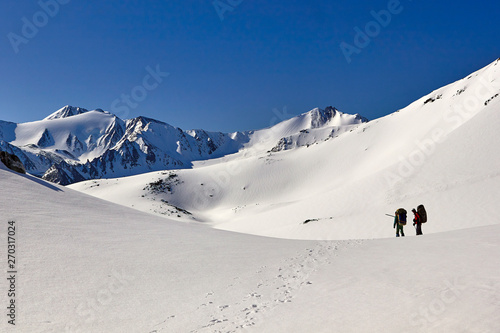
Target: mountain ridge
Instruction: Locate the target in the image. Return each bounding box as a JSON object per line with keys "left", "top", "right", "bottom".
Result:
{"left": 68, "top": 58, "right": 500, "bottom": 240}
{"left": 0, "top": 104, "right": 363, "bottom": 185}
{"left": 44, "top": 105, "right": 107, "bottom": 120}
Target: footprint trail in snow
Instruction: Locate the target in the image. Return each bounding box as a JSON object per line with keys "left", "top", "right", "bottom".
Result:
{"left": 150, "top": 239, "right": 364, "bottom": 333}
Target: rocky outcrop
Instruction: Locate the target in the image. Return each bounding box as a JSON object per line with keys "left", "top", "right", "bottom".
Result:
{"left": 0, "top": 151, "right": 26, "bottom": 174}
{"left": 37, "top": 129, "right": 55, "bottom": 148}
{"left": 42, "top": 161, "right": 86, "bottom": 185}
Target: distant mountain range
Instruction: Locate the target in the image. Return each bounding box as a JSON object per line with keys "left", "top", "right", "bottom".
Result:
{"left": 68, "top": 58, "right": 500, "bottom": 240}
{"left": 0, "top": 105, "right": 367, "bottom": 184}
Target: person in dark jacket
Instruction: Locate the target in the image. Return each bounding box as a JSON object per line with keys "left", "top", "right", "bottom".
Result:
{"left": 412, "top": 208, "right": 423, "bottom": 235}
{"left": 393, "top": 212, "right": 405, "bottom": 237}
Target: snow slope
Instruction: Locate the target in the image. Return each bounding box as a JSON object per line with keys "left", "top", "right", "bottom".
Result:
{"left": 70, "top": 58, "right": 500, "bottom": 240}
{"left": 12, "top": 110, "right": 120, "bottom": 162}
{"left": 1, "top": 157, "right": 500, "bottom": 332}
{"left": 0, "top": 163, "right": 314, "bottom": 332}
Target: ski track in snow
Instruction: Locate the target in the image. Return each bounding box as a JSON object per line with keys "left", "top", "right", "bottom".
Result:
{"left": 148, "top": 239, "right": 364, "bottom": 332}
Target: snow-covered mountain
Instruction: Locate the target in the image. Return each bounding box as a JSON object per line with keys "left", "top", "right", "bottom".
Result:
{"left": 2, "top": 59, "right": 500, "bottom": 332}
{"left": 0, "top": 105, "right": 364, "bottom": 185}
{"left": 2, "top": 132, "right": 500, "bottom": 333}
{"left": 69, "top": 58, "right": 500, "bottom": 240}
{"left": 44, "top": 105, "right": 103, "bottom": 120}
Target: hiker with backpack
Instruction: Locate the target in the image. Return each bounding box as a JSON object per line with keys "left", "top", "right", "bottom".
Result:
{"left": 412, "top": 209, "right": 423, "bottom": 235}
{"left": 412, "top": 205, "right": 427, "bottom": 236}
{"left": 393, "top": 208, "right": 407, "bottom": 237}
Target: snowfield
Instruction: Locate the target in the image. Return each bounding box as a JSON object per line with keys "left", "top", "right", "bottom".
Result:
{"left": 71, "top": 59, "right": 500, "bottom": 240}
{"left": 1, "top": 59, "right": 500, "bottom": 332}
{"left": 1, "top": 156, "right": 500, "bottom": 332}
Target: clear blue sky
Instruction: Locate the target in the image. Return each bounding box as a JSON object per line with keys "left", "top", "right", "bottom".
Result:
{"left": 1, "top": 0, "right": 499, "bottom": 132}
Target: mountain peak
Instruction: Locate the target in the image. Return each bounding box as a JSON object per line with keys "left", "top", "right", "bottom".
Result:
{"left": 307, "top": 106, "right": 368, "bottom": 129}
{"left": 44, "top": 105, "right": 106, "bottom": 120}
